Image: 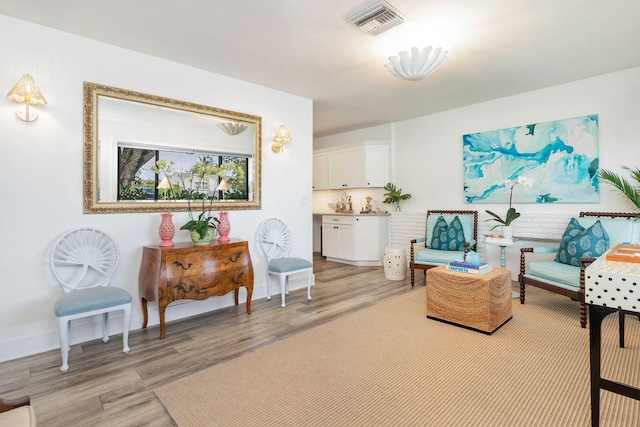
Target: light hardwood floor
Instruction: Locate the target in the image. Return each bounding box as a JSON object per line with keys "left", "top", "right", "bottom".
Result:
{"left": 0, "top": 254, "right": 421, "bottom": 426}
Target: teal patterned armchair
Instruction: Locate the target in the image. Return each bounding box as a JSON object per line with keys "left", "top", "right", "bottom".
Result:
{"left": 409, "top": 210, "right": 478, "bottom": 286}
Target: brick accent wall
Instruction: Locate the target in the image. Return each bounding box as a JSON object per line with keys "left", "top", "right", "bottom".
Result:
{"left": 389, "top": 211, "right": 573, "bottom": 278}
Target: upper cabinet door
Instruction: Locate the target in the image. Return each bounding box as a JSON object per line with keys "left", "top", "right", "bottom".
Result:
{"left": 317, "top": 140, "right": 390, "bottom": 190}
{"left": 364, "top": 143, "right": 390, "bottom": 188}
{"left": 313, "top": 152, "right": 329, "bottom": 190}
{"left": 343, "top": 145, "right": 365, "bottom": 188}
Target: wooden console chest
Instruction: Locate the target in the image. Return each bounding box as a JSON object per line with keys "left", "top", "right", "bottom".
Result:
{"left": 138, "top": 239, "right": 254, "bottom": 339}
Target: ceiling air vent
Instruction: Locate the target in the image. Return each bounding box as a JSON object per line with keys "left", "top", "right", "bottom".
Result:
{"left": 346, "top": 1, "right": 404, "bottom": 36}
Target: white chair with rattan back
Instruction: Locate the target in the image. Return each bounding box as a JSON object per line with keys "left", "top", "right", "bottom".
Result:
{"left": 258, "top": 218, "right": 313, "bottom": 308}
{"left": 51, "top": 228, "right": 132, "bottom": 372}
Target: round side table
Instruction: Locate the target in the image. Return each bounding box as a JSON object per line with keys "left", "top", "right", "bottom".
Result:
{"left": 384, "top": 245, "right": 407, "bottom": 281}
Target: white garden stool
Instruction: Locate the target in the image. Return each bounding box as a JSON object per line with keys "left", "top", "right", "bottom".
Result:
{"left": 384, "top": 245, "right": 407, "bottom": 281}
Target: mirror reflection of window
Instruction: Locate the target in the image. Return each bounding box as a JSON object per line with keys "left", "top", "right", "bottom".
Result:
{"left": 117, "top": 146, "right": 249, "bottom": 201}
{"left": 85, "top": 82, "right": 262, "bottom": 213}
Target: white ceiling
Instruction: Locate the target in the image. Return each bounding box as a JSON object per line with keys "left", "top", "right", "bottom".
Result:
{"left": 2, "top": 0, "right": 640, "bottom": 138}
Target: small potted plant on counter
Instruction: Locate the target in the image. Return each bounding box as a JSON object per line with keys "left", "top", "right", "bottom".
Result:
{"left": 383, "top": 182, "right": 412, "bottom": 212}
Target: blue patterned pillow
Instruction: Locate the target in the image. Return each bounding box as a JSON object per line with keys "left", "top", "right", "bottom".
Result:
{"left": 430, "top": 215, "right": 466, "bottom": 251}
{"left": 555, "top": 218, "right": 610, "bottom": 266}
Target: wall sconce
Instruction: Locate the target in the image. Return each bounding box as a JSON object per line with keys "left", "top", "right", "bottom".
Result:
{"left": 6, "top": 74, "right": 47, "bottom": 122}
{"left": 272, "top": 124, "right": 291, "bottom": 153}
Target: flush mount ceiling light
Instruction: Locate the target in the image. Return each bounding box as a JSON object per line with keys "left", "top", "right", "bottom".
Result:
{"left": 384, "top": 46, "right": 448, "bottom": 81}
{"left": 217, "top": 121, "right": 248, "bottom": 135}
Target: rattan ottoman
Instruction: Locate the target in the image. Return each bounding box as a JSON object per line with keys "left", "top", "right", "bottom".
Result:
{"left": 426, "top": 265, "right": 512, "bottom": 334}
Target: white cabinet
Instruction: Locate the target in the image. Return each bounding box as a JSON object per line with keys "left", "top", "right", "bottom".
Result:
{"left": 322, "top": 217, "right": 354, "bottom": 260}
{"left": 328, "top": 145, "right": 365, "bottom": 189}
{"left": 313, "top": 152, "right": 329, "bottom": 190}
{"left": 354, "top": 216, "right": 380, "bottom": 261}
{"left": 314, "top": 141, "right": 390, "bottom": 190}
{"left": 321, "top": 214, "right": 389, "bottom": 266}
{"left": 364, "top": 143, "right": 390, "bottom": 188}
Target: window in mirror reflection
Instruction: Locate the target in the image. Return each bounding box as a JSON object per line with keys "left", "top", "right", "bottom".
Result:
{"left": 117, "top": 145, "right": 249, "bottom": 202}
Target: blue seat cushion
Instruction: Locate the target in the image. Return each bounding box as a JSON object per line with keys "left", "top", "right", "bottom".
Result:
{"left": 415, "top": 248, "right": 466, "bottom": 265}
{"left": 430, "top": 215, "right": 467, "bottom": 251}
{"left": 555, "top": 218, "right": 609, "bottom": 266}
{"left": 269, "top": 257, "right": 312, "bottom": 273}
{"left": 526, "top": 261, "right": 580, "bottom": 289}
{"left": 54, "top": 287, "right": 132, "bottom": 317}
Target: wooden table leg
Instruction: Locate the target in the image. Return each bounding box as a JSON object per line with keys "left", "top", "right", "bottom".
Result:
{"left": 245, "top": 284, "right": 253, "bottom": 315}
{"left": 159, "top": 304, "right": 167, "bottom": 340}
{"left": 619, "top": 310, "right": 625, "bottom": 348}
{"left": 141, "top": 298, "right": 148, "bottom": 329}
{"left": 589, "top": 305, "right": 611, "bottom": 427}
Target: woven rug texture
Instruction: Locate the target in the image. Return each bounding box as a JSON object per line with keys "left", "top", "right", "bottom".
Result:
{"left": 155, "top": 288, "right": 640, "bottom": 426}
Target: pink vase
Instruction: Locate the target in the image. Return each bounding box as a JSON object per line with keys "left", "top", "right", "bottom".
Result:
{"left": 159, "top": 212, "right": 175, "bottom": 247}
{"left": 217, "top": 211, "right": 231, "bottom": 243}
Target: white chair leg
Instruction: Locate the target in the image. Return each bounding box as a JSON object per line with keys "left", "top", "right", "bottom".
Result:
{"left": 285, "top": 276, "right": 290, "bottom": 295}
{"left": 266, "top": 271, "right": 272, "bottom": 301}
{"left": 102, "top": 312, "right": 110, "bottom": 343}
{"left": 307, "top": 271, "right": 312, "bottom": 301}
{"left": 122, "top": 304, "right": 131, "bottom": 354}
{"left": 280, "top": 274, "right": 287, "bottom": 308}
{"left": 58, "top": 317, "right": 70, "bottom": 373}
{"left": 66, "top": 320, "right": 71, "bottom": 352}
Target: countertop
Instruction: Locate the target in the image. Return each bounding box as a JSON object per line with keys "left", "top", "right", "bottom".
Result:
{"left": 313, "top": 211, "right": 391, "bottom": 216}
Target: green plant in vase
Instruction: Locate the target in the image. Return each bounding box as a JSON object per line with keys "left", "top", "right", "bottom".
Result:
{"left": 485, "top": 176, "right": 534, "bottom": 234}
{"left": 180, "top": 159, "right": 221, "bottom": 242}
{"left": 382, "top": 182, "right": 412, "bottom": 212}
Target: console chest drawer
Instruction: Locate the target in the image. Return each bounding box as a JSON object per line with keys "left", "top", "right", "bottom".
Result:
{"left": 139, "top": 239, "right": 254, "bottom": 339}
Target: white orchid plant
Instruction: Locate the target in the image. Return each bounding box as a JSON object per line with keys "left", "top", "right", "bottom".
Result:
{"left": 485, "top": 175, "right": 535, "bottom": 230}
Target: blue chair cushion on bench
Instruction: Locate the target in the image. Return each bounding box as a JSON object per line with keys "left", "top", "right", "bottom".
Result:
{"left": 54, "top": 286, "right": 132, "bottom": 317}
{"left": 415, "top": 248, "right": 467, "bottom": 265}
{"left": 268, "top": 257, "right": 313, "bottom": 273}
{"left": 526, "top": 261, "right": 580, "bottom": 289}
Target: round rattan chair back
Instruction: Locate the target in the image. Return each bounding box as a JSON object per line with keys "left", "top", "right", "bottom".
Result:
{"left": 258, "top": 218, "right": 292, "bottom": 261}
{"left": 51, "top": 228, "right": 119, "bottom": 293}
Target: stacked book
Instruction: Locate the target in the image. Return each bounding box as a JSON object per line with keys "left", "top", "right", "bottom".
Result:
{"left": 446, "top": 260, "right": 493, "bottom": 274}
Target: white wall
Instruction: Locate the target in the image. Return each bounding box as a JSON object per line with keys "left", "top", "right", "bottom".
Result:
{"left": 0, "top": 15, "right": 313, "bottom": 362}
{"left": 315, "top": 66, "right": 640, "bottom": 274}
{"left": 314, "top": 124, "right": 392, "bottom": 150}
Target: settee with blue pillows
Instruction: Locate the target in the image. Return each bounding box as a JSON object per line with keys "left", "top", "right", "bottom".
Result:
{"left": 519, "top": 212, "right": 640, "bottom": 328}
{"left": 409, "top": 210, "right": 478, "bottom": 286}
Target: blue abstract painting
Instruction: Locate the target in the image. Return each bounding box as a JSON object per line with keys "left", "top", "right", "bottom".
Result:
{"left": 463, "top": 114, "right": 599, "bottom": 204}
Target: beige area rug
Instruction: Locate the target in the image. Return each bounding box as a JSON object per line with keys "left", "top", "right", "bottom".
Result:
{"left": 155, "top": 289, "right": 640, "bottom": 426}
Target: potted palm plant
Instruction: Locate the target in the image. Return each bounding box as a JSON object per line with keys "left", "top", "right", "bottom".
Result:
{"left": 598, "top": 166, "right": 640, "bottom": 210}
{"left": 382, "top": 182, "right": 412, "bottom": 212}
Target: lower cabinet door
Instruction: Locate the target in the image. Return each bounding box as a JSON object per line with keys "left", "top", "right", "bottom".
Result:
{"left": 355, "top": 217, "right": 379, "bottom": 261}
{"left": 322, "top": 224, "right": 354, "bottom": 260}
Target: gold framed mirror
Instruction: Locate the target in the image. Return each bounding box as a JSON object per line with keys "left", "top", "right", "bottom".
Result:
{"left": 83, "top": 82, "right": 262, "bottom": 213}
